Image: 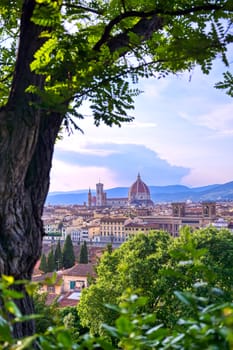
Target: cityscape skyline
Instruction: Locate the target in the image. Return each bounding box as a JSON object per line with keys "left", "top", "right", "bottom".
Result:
{"left": 49, "top": 57, "right": 233, "bottom": 192}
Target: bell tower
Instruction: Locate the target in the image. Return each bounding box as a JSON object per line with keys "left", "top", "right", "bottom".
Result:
{"left": 88, "top": 188, "right": 92, "bottom": 207}
{"left": 202, "top": 202, "right": 216, "bottom": 218}
{"left": 172, "top": 202, "right": 186, "bottom": 217}
{"left": 96, "top": 182, "right": 104, "bottom": 206}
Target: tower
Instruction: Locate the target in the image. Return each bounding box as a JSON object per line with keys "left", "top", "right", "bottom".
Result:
{"left": 172, "top": 203, "right": 186, "bottom": 217}
{"left": 96, "top": 182, "right": 104, "bottom": 206}
{"left": 202, "top": 202, "right": 216, "bottom": 218}
{"left": 88, "top": 188, "right": 92, "bottom": 207}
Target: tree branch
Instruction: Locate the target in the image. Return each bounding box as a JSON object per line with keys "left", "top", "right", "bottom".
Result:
{"left": 93, "top": 10, "right": 160, "bottom": 51}
{"left": 108, "top": 16, "right": 163, "bottom": 55}
{"left": 93, "top": 3, "right": 229, "bottom": 52}
{"left": 62, "top": 2, "right": 104, "bottom": 15}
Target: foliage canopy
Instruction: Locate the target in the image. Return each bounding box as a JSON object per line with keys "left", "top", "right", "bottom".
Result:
{"left": 63, "top": 235, "right": 75, "bottom": 269}
{"left": 79, "top": 241, "right": 88, "bottom": 264}
{"left": 54, "top": 240, "right": 63, "bottom": 270}
{"left": 78, "top": 228, "right": 233, "bottom": 335}
{"left": 0, "top": 0, "right": 232, "bottom": 126}
{"left": 2, "top": 235, "right": 233, "bottom": 349}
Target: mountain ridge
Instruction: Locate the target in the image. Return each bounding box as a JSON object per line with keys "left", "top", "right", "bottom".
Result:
{"left": 46, "top": 181, "right": 233, "bottom": 205}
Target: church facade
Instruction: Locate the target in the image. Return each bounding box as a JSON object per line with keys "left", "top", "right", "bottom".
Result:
{"left": 88, "top": 174, "right": 154, "bottom": 208}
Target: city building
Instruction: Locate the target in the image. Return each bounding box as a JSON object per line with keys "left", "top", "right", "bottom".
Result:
{"left": 128, "top": 173, "right": 154, "bottom": 206}
{"left": 90, "top": 202, "right": 218, "bottom": 242}
{"left": 138, "top": 202, "right": 217, "bottom": 236}
{"left": 88, "top": 173, "right": 154, "bottom": 208}
{"left": 32, "top": 264, "right": 96, "bottom": 307}
{"left": 99, "top": 216, "right": 127, "bottom": 242}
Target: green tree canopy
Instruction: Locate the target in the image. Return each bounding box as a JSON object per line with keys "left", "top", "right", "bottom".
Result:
{"left": 54, "top": 240, "right": 63, "bottom": 270}
{"left": 78, "top": 230, "right": 171, "bottom": 335}
{"left": 63, "top": 235, "right": 75, "bottom": 269}
{"left": 1, "top": 1, "right": 232, "bottom": 121}
{"left": 39, "top": 253, "right": 48, "bottom": 273}
{"left": 78, "top": 228, "right": 233, "bottom": 335}
{"left": 79, "top": 241, "right": 88, "bottom": 264}
{"left": 58, "top": 306, "right": 88, "bottom": 342}
{"left": 47, "top": 249, "right": 56, "bottom": 272}
{"left": 2, "top": 274, "right": 233, "bottom": 349}
{"left": 33, "top": 287, "right": 58, "bottom": 333}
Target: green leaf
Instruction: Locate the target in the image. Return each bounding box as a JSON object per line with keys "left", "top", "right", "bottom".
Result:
{"left": 2, "top": 274, "right": 14, "bottom": 285}
{"left": 104, "top": 303, "right": 121, "bottom": 313}
{"left": 174, "top": 291, "right": 192, "bottom": 306}
{"left": 2, "top": 288, "right": 24, "bottom": 299}
{"left": 14, "top": 335, "right": 38, "bottom": 350}
{"left": 25, "top": 282, "right": 39, "bottom": 296}
{"left": 57, "top": 330, "right": 72, "bottom": 348}
{"left": 102, "top": 324, "right": 118, "bottom": 337}
{"left": 146, "top": 324, "right": 163, "bottom": 336}
{"left": 15, "top": 314, "right": 42, "bottom": 323}
{"left": 0, "top": 315, "right": 12, "bottom": 342}
{"left": 116, "top": 316, "right": 133, "bottom": 334}
{"left": 5, "top": 300, "right": 22, "bottom": 317}
{"left": 44, "top": 272, "right": 57, "bottom": 285}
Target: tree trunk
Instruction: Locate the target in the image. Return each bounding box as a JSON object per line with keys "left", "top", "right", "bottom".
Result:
{"left": 0, "top": 0, "right": 168, "bottom": 339}
{"left": 0, "top": 0, "right": 64, "bottom": 338}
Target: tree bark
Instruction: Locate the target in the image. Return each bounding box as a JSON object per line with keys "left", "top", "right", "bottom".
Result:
{"left": 0, "top": 0, "right": 64, "bottom": 338}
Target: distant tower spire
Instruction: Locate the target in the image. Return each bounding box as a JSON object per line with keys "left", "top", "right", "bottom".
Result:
{"left": 96, "top": 181, "right": 104, "bottom": 206}
{"left": 88, "top": 187, "right": 92, "bottom": 207}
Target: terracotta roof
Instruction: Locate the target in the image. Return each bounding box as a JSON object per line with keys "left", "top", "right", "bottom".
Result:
{"left": 129, "top": 174, "right": 150, "bottom": 197}
{"left": 62, "top": 263, "right": 95, "bottom": 277}
{"left": 46, "top": 293, "right": 58, "bottom": 305}
{"left": 100, "top": 217, "right": 127, "bottom": 223}
{"left": 32, "top": 272, "right": 63, "bottom": 284}
{"left": 88, "top": 246, "right": 105, "bottom": 263}
{"left": 45, "top": 292, "right": 79, "bottom": 307}
{"left": 58, "top": 292, "right": 80, "bottom": 307}
{"left": 59, "top": 298, "right": 79, "bottom": 307}
{"left": 125, "top": 222, "right": 159, "bottom": 228}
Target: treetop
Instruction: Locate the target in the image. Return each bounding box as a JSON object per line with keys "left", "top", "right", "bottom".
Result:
{"left": 0, "top": 0, "right": 232, "bottom": 127}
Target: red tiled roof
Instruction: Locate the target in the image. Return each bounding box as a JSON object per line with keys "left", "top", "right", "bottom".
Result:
{"left": 57, "top": 292, "right": 80, "bottom": 308}
{"left": 46, "top": 293, "right": 58, "bottom": 305}
{"left": 88, "top": 247, "right": 105, "bottom": 263}
{"left": 32, "top": 272, "right": 63, "bottom": 284}
{"left": 62, "top": 263, "right": 95, "bottom": 277}
{"left": 58, "top": 299, "right": 79, "bottom": 307}
{"left": 124, "top": 222, "right": 160, "bottom": 229}
{"left": 100, "top": 217, "right": 127, "bottom": 223}
{"left": 129, "top": 174, "right": 150, "bottom": 196}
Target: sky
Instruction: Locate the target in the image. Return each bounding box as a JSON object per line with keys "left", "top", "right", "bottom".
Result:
{"left": 49, "top": 57, "right": 233, "bottom": 192}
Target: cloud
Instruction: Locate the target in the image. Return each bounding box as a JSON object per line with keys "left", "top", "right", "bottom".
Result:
{"left": 124, "top": 121, "right": 157, "bottom": 128}
{"left": 50, "top": 60, "right": 233, "bottom": 191}
{"left": 182, "top": 163, "right": 233, "bottom": 188}
{"left": 179, "top": 103, "right": 233, "bottom": 135}
{"left": 50, "top": 161, "right": 117, "bottom": 192}
{"left": 52, "top": 143, "right": 190, "bottom": 190}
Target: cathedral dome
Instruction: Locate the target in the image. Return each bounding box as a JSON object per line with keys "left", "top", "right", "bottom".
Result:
{"left": 128, "top": 174, "right": 153, "bottom": 206}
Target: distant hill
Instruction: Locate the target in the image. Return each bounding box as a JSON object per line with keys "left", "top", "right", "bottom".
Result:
{"left": 46, "top": 181, "right": 233, "bottom": 205}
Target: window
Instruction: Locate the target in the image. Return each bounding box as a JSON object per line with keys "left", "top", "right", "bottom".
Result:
{"left": 70, "top": 281, "right": 76, "bottom": 289}
{"left": 47, "top": 285, "right": 55, "bottom": 293}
